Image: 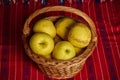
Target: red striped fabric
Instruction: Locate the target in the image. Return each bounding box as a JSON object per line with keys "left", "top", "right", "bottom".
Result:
{"left": 0, "top": 0, "right": 120, "bottom": 80}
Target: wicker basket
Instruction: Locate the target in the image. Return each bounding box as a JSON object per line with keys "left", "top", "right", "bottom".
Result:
{"left": 22, "top": 6, "right": 97, "bottom": 79}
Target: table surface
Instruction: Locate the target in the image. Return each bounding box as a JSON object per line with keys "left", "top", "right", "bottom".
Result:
{"left": 0, "top": 0, "right": 120, "bottom": 80}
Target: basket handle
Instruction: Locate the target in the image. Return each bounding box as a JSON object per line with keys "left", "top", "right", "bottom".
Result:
{"left": 23, "top": 6, "right": 97, "bottom": 42}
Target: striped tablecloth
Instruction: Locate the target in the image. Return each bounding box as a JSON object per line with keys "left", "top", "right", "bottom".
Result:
{"left": 0, "top": 0, "right": 120, "bottom": 80}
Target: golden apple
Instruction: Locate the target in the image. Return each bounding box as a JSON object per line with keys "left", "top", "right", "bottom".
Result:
{"left": 68, "top": 23, "right": 91, "bottom": 48}
{"left": 33, "top": 19, "right": 56, "bottom": 38}
{"left": 29, "top": 32, "right": 54, "bottom": 57}
{"left": 53, "top": 41, "right": 76, "bottom": 60}
{"left": 55, "top": 17, "right": 76, "bottom": 39}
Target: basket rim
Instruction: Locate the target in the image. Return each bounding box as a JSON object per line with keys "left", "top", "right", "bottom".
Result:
{"left": 22, "top": 6, "right": 97, "bottom": 66}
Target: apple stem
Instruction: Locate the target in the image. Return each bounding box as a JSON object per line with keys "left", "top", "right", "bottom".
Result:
{"left": 65, "top": 49, "right": 70, "bottom": 53}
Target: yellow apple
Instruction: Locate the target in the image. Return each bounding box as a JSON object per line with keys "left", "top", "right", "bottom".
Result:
{"left": 29, "top": 32, "right": 54, "bottom": 57}
{"left": 55, "top": 17, "right": 76, "bottom": 39}
{"left": 53, "top": 41, "right": 76, "bottom": 60}
{"left": 33, "top": 19, "right": 56, "bottom": 38}
{"left": 68, "top": 23, "right": 91, "bottom": 48}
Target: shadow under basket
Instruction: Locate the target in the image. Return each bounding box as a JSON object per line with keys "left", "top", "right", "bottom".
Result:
{"left": 22, "top": 6, "right": 97, "bottom": 79}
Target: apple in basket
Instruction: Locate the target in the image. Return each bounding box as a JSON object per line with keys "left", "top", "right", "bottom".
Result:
{"left": 68, "top": 23, "right": 91, "bottom": 48}
{"left": 53, "top": 41, "right": 76, "bottom": 60}
{"left": 29, "top": 32, "right": 54, "bottom": 59}
{"left": 55, "top": 17, "right": 76, "bottom": 39}
{"left": 33, "top": 19, "right": 56, "bottom": 38}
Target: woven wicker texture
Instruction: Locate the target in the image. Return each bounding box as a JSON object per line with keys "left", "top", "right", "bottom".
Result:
{"left": 22, "top": 6, "right": 97, "bottom": 79}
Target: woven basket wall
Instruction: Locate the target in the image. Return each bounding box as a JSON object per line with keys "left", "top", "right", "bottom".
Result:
{"left": 22, "top": 6, "right": 97, "bottom": 79}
